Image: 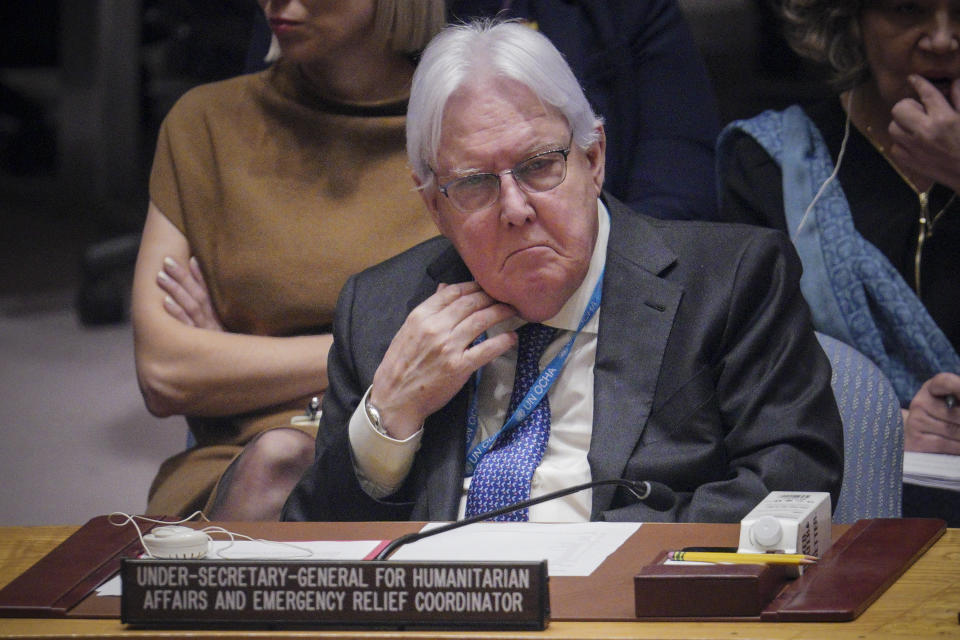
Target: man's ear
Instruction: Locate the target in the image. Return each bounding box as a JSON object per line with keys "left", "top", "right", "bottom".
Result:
{"left": 412, "top": 171, "right": 446, "bottom": 234}
{"left": 586, "top": 124, "right": 606, "bottom": 196}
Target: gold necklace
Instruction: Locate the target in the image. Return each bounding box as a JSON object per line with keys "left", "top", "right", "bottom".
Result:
{"left": 863, "top": 124, "right": 957, "bottom": 295}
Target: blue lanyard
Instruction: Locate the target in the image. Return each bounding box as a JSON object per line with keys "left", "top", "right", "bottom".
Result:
{"left": 463, "top": 269, "right": 603, "bottom": 477}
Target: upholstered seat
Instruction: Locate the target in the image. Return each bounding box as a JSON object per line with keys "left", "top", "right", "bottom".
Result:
{"left": 817, "top": 332, "right": 903, "bottom": 523}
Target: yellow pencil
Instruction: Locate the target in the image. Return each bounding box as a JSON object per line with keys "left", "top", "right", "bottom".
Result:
{"left": 667, "top": 551, "right": 817, "bottom": 565}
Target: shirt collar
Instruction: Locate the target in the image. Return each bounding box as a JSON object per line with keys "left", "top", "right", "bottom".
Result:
{"left": 545, "top": 199, "right": 608, "bottom": 334}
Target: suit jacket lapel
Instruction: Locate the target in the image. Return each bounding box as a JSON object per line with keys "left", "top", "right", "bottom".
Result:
{"left": 590, "top": 195, "right": 682, "bottom": 517}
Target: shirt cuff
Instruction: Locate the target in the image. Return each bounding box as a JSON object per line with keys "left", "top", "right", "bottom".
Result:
{"left": 348, "top": 386, "right": 423, "bottom": 499}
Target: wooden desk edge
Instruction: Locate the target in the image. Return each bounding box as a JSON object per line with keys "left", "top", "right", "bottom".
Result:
{"left": 0, "top": 523, "right": 957, "bottom": 639}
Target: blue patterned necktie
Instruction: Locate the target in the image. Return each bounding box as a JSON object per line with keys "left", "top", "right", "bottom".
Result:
{"left": 465, "top": 322, "right": 557, "bottom": 521}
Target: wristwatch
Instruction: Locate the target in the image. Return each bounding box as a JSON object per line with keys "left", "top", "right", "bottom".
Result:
{"left": 365, "top": 395, "right": 387, "bottom": 436}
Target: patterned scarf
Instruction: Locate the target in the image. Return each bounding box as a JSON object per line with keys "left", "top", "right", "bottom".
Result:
{"left": 718, "top": 105, "right": 960, "bottom": 405}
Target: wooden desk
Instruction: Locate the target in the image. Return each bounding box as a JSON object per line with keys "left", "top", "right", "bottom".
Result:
{"left": 0, "top": 523, "right": 957, "bottom": 639}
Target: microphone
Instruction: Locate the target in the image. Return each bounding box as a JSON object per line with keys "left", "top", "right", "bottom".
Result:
{"left": 373, "top": 478, "right": 674, "bottom": 560}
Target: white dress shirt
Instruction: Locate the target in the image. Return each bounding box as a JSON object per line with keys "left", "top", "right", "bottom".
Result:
{"left": 349, "top": 201, "right": 610, "bottom": 521}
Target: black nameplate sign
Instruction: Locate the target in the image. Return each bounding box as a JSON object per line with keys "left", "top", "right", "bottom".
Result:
{"left": 120, "top": 559, "right": 549, "bottom": 630}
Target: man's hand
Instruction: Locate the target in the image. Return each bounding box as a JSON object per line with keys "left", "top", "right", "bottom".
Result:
{"left": 889, "top": 75, "right": 960, "bottom": 193}
{"left": 904, "top": 372, "right": 960, "bottom": 455}
{"left": 369, "top": 282, "right": 518, "bottom": 439}
{"left": 156, "top": 256, "right": 224, "bottom": 331}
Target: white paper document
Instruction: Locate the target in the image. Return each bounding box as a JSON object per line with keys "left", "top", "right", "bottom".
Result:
{"left": 96, "top": 539, "right": 383, "bottom": 597}
{"left": 903, "top": 451, "right": 960, "bottom": 491}
{"left": 389, "top": 522, "right": 640, "bottom": 576}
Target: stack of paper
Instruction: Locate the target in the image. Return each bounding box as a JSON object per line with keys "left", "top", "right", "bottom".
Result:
{"left": 391, "top": 522, "right": 640, "bottom": 576}
{"left": 903, "top": 452, "right": 960, "bottom": 491}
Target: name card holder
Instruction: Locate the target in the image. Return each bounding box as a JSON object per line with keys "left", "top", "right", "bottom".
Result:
{"left": 120, "top": 558, "right": 549, "bottom": 631}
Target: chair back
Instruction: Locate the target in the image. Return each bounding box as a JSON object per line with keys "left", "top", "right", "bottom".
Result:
{"left": 816, "top": 332, "right": 903, "bottom": 523}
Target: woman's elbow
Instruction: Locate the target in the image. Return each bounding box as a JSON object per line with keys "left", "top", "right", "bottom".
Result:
{"left": 136, "top": 359, "right": 189, "bottom": 417}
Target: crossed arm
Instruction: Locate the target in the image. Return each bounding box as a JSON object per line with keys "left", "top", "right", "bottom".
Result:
{"left": 131, "top": 202, "right": 332, "bottom": 418}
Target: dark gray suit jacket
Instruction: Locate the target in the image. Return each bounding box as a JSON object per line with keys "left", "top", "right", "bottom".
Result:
{"left": 283, "top": 195, "right": 843, "bottom": 523}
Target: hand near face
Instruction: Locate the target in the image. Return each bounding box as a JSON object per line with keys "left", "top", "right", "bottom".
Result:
{"left": 157, "top": 256, "right": 224, "bottom": 331}
{"left": 904, "top": 372, "right": 960, "bottom": 455}
{"left": 369, "top": 282, "right": 518, "bottom": 439}
{"left": 889, "top": 75, "right": 960, "bottom": 192}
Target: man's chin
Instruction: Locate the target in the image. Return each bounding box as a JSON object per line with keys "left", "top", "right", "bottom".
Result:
{"left": 513, "top": 304, "right": 561, "bottom": 324}
{"left": 492, "top": 277, "right": 580, "bottom": 323}
{"left": 480, "top": 283, "right": 560, "bottom": 323}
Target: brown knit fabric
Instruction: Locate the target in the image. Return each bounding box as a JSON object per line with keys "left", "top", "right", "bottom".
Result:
{"left": 145, "top": 60, "right": 437, "bottom": 515}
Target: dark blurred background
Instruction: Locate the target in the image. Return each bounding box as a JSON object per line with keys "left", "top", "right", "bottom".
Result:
{"left": 1, "top": 0, "right": 260, "bottom": 315}
{"left": 0, "top": 0, "right": 265, "bottom": 526}
{"left": 0, "top": 0, "right": 828, "bottom": 321}
{"left": 0, "top": 0, "right": 830, "bottom": 525}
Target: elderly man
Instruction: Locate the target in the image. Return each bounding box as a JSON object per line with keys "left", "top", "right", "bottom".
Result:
{"left": 283, "top": 20, "right": 842, "bottom": 523}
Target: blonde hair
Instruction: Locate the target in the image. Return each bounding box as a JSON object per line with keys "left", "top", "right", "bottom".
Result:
{"left": 373, "top": 0, "right": 448, "bottom": 55}
{"left": 263, "top": 0, "right": 447, "bottom": 64}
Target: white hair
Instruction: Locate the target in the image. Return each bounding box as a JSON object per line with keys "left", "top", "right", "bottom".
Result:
{"left": 406, "top": 19, "right": 603, "bottom": 184}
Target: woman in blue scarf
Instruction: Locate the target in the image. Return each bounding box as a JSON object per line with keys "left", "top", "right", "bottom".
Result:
{"left": 717, "top": 2, "right": 960, "bottom": 466}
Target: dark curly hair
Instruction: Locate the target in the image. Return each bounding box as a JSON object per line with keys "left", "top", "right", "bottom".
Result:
{"left": 779, "top": 0, "right": 869, "bottom": 90}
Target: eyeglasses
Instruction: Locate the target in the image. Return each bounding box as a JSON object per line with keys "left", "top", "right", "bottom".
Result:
{"left": 433, "top": 137, "right": 573, "bottom": 213}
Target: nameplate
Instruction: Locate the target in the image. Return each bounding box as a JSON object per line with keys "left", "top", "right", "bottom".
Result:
{"left": 120, "top": 558, "right": 549, "bottom": 630}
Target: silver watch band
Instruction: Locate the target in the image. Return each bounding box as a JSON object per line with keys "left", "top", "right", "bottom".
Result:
{"left": 365, "top": 395, "right": 388, "bottom": 436}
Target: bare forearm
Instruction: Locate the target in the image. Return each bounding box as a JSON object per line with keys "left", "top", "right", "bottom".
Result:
{"left": 132, "top": 202, "right": 331, "bottom": 418}
{"left": 134, "top": 327, "right": 331, "bottom": 417}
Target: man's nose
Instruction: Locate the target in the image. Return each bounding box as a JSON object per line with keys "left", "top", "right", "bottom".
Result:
{"left": 498, "top": 173, "right": 536, "bottom": 226}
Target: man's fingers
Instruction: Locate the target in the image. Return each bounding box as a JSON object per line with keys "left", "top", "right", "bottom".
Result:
{"left": 465, "top": 330, "right": 518, "bottom": 370}
{"left": 433, "top": 280, "right": 481, "bottom": 301}
{"left": 455, "top": 299, "right": 517, "bottom": 339}
{"left": 417, "top": 281, "right": 505, "bottom": 329}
